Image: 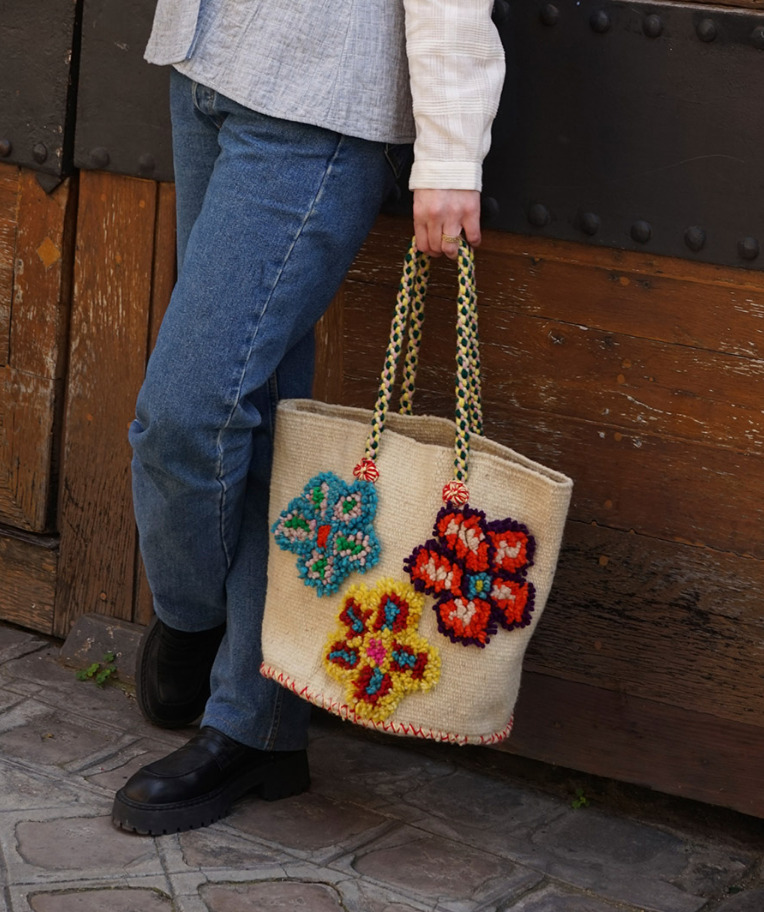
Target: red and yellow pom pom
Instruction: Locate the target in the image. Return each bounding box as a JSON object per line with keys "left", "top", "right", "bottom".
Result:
{"left": 442, "top": 480, "right": 469, "bottom": 506}
{"left": 353, "top": 457, "right": 380, "bottom": 483}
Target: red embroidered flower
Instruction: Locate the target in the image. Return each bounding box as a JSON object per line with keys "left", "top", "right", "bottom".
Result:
{"left": 404, "top": 505, "right": 536, "bottom": 647}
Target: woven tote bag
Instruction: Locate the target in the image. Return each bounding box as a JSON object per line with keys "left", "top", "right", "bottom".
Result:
{"left": 261, "top": 241, "right": 573, "bottom": 744}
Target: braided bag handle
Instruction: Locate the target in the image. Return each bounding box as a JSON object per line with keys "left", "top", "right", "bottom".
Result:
{"left": 354, "top": 239, "right": 482, "bottom": 506}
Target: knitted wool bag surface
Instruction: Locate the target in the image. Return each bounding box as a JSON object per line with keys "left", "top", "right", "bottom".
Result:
{"left": 261, "top": 241, "right": 573, "bottom": 744}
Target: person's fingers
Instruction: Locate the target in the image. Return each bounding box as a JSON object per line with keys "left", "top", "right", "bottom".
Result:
{"left": 412, "top": 189, "right": 482, "bottom": 257}
{"left": 461, "top": 208, "right": 482, "bottom": 249}
{"left": 440, "top": 229, "right": 462, "bottom": 260}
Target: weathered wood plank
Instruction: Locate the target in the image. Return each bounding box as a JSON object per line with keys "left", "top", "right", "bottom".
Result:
{"left": 504, "top": 670, "right": 764, "bottom": 818}
{"left": 338, "top": 244, "right": 764, "bottom": 558}
{"left": 340, "top": 275, "right": 764, "bottom": 454}
{"left": 135, "top": 181, "right": 176, "bottom": 628}
{"left": 350, "top": 218, "right": 764, "bottom": 360}
{"left": 313, "top": 288, "right": 345, "bottom": 405}
{"left": 0, "top": 166, "right": 19, "bottom": 367}
{"left": 333, "top": 214, "right": 764, "bottom": 816}
{"left": 11, "top": 171, "right": 75, "bottom": 379}
{"left": 56, "top": 172, "right": 157, "bottom": 638}
{"left": 146, "top": 182, "right": 176, "bottom": 354}
{"left": 0, "top": 368, "right": 59, "bottom": 532}
{"left": 528, "top": 521, "right": 764, "bottom": 726}
{"left": 0, "top": 170, "right": 74, "bottom": 533}
{"left": 403, "top": 388, "right": 764, "bottom": 559}
{"left": 0, "top": 525, "right": 57, "bottom": 634}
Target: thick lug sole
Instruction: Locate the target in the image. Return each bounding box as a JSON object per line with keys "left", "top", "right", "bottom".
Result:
{"left": 111, "top": 751, "right": 310, "bottom": 836}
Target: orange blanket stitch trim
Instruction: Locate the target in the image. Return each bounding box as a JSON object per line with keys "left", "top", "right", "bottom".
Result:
{"left": 259, "top": 662, "right": 514, "bottom": 745}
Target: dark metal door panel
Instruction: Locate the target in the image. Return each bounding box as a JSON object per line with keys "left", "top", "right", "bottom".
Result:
{"left": 74, "top": 0, "right": 172, "bottom": 181}
{"left": 483, "top": 0, "right": 764, "bottom": 268}
{"left": 0, "top": 0, "right": 80, "bottom": 177}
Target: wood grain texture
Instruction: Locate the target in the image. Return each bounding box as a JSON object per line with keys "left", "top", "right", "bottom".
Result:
{"left": 12, "top": 171, "right": 76, "bottom": 379}
{"left": 0, "top": 166, "right": 19, "bottom": 367}
{"left": 332, "top": 214, "right": 764, "bottom": 815}
{"left": 135, "top": 182, "right": 177, "bottom": 627}
{"left": 0, "top": 168, "right": 74, "bottom": 533}
{"left": 55, "top": 172, "right": 157, "bottom": 638}
{"left": 339, "top": 229, "right": 764, "bottom": 559}
{"left": 0, "top": 370, "right": 60, "bottom": 531}
{"left": 529, "top": 521, "right": 764, "bottom": 727}
{"left": 350, "top": 218, "right": 764, "bottom": 359}
{"left": 313, "top": 288, "right": 345, "bottom": 404}
{"left": 0, "top": 525, "right": 57, "bottom": 634}
{"left": 504, "top": 670, "right": 764, "bottom": 819}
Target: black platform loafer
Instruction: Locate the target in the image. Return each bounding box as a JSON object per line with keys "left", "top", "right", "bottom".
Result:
{"left": 136, "top": 615, "right": 226, "bottom": 728}
{"left": 112, "top": 726, "right": 310, "bottom": 835}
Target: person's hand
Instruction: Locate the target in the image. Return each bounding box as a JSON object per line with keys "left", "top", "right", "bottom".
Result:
{"left": 413, "top": 188, "right": 482, "bottom": 259}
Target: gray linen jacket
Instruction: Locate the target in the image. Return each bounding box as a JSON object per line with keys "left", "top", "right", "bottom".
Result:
{"left": 145, "top": 0, "right": 416, "bottom": 144}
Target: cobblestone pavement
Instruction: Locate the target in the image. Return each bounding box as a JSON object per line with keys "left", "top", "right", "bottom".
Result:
{"left": 0, "top": 620, "right": 762, "bottom": 912}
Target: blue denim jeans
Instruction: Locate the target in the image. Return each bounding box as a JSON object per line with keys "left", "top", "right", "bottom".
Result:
{"left": 130, "top": 70, "right": 400, "bottom": 750}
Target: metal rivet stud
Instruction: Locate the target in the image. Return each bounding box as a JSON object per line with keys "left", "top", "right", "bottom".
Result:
{"left": 492, "top": 0, "right": 510, "bottom": 23}
{"left": 580, "top": 211, "right": 601, "bottom": 236}
{"left": 385, "top": 183, "right": 402, "bottom": 206}
{"left": 0, "top": 139, "right": 11, "bottom": 157}
{"left": 540, "top": 3, "right": 559, "bottom": 26}
{"left": 738, "top": 237, "right": 760, "bottom": 260}
{"left": 481, "top": 196, "right": 500, "bottom": 223}
{"left": 696, "top": 18, "right": 717, "bottom": 42}
{"left": 751, "top": 26, "right": 764, "bottom": 49}
{"left": 138, "top": 153, "right": 156, "bottom": 175}
{"left": 631, "top": 220, "right": 652, "bottom": 244}
{"left": 32, "top": 143, "right": 48, "bottom": 164}
{"left": 643, "top": 14, "right": 663, "bottom": 38}
{"left": 590, "top": 10, "right": 611, "bottom": 33}
{"left": 89, "top": 147, "right": 110, "bottom": 169}
{"left": 528, "top": 203, "right": 551, "bottom": 228}
{"left": 684, "top": 226, "right": 706, "bottom": 252}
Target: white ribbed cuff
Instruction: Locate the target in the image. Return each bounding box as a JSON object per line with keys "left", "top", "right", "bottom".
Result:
{"left": 408, "top": 160, "right": 483, "bottom": 192}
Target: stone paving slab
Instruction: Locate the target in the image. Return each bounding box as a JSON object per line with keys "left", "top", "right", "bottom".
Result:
{"left": 714, "top": 887, "right": 764, "bottom": 912}
{"left": 58, "top": 613, "right": 141, "bottom": 687}
{"left": 516, "top": 808, "right": 737, "bottom": 912}
{"left": 0, "top": 619, "right": 762, "bottom": 912}
{"left": 504, "top": 884, "right": 646, "bottom": 911}
{"left": 343, "top": 824, "right": 544, "bottom": 911}
{"left": 27, "top": 888, "right": 174, "bottom": 912}
{"left": 227, "top": 790, "right": 394, "bottom": 864}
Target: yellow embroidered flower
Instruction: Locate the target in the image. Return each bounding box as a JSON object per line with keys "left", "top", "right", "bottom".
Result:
{"left": 324, "top": 579, "right": 440, "bottom": 722}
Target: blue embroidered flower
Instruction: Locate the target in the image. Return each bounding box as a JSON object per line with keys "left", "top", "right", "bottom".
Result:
{"left": 272, "top": 472, "right": 380, "bottom": 596}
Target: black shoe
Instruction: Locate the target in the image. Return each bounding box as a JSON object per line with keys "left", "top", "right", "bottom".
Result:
{"left": 111, "top": 726, "right": 310, "bottom": 835}
{"left": 136, "top": 615, "right": 226, "bottom": 728}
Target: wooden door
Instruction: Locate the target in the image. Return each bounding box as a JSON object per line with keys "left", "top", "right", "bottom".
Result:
{"left": 2, "top": 0, "right": 764, "bottom": 820}
{"left": 0, "top": 168, "right": 75, "bottom": 632}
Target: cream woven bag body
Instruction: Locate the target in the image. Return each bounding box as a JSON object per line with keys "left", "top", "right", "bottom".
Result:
{"left": 261, "top": 242, "right": 572, "bottom": 744}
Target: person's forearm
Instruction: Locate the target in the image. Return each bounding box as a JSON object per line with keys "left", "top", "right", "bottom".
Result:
{"left": 404, "top": 0, "right": 505, "bottom": 193}
{"left": 404, "top": 0, "right": 505, "bottom": 256}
